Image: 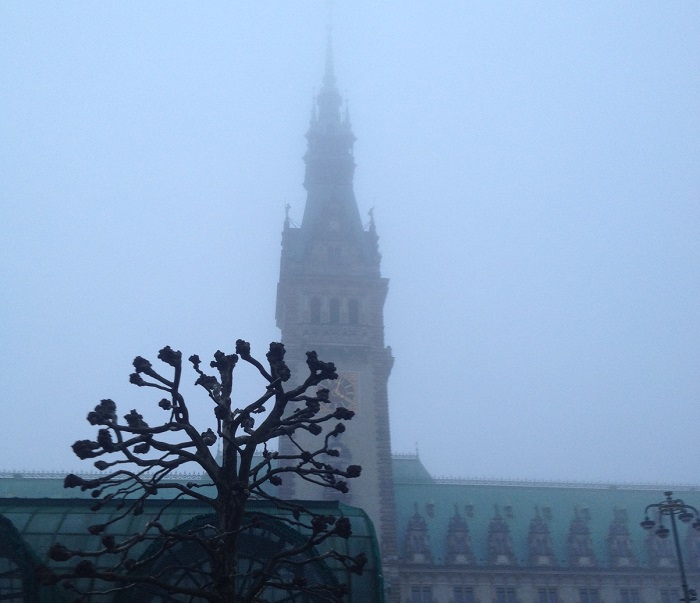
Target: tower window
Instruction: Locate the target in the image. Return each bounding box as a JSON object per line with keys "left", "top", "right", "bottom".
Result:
{"left": 348, "top": 299, "right": 359, "bottom": 325}
{"left": 539, "top": 588, "right": 558, "bottom": 603}
{"left": 411, "top": 586, "right": 432, "bottom": 603}
{"left": 455, "top": 587, "right": 475, "bottom": 603}
{"left": 329, "top": 298, "right": 340, "bottom": 324}
{"left": 497, "top": 587, "right": 518, "bottom": 603}
{"left": 310, "top": 298, "right": 321, "bottom": 324}
{"left": 579, "top": 588, "right": 600, "bottom": 603}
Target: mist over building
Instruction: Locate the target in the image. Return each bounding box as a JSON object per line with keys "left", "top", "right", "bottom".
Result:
{"left": 1, "top": 10, "right": 699, "bottom": 602}
{"left": 266, "top": 40, "right": 700, "bottom": 603}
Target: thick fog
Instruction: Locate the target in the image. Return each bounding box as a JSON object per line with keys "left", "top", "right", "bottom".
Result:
{"left": 1, "top": 3, "right": 698, "bottom": 483}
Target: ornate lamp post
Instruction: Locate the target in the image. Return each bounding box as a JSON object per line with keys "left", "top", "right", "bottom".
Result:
{"left": 641, "top": 491, "right": 700, "bottom": 603}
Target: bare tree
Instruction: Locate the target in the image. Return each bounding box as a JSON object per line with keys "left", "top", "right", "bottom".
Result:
{"left": 44, "top": 340, "right": 366, "bottom": 602}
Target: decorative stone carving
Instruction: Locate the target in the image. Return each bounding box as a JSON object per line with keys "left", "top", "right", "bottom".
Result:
{"left": 647, "top": 525, "right": 675, "bottom": 568}
{"left": 568, "top": 507, "right": 597, "bottom": 567}
{"left": 607, "top": 508, "right": 637, "bottom": 567}
{"left": 528, "top": 506, "right": 556, "bottom": 566}
{"left": 403, "top": 504, "right": 433, "bottom": 564}
{"left": 487, "top": 505, "right": 516, "bottom": 565}
{"left": 445, "top": 506, "right": 475, "bottom": 565}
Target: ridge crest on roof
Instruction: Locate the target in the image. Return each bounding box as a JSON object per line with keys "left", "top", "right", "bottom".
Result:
{"left": 429, "top": 476, "right": 700, "bottom": 490}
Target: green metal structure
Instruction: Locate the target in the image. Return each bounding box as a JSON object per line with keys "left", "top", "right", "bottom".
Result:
{"left": 0, "top": 478, "right": 383, "bottom": 602}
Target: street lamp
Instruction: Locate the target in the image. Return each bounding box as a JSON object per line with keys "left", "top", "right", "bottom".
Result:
{"left": 641, "top": 491, "right": 700, "bottom": 603}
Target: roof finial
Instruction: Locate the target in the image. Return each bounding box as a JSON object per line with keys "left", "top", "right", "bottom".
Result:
{"left": 324, "top": 0, "right": 336, "bottom": 88}
{"left": 326, "top": 0, "right": 334, "bottom": 35}
{"left": 323, "top": 27, "right": 335, "bottom": 89}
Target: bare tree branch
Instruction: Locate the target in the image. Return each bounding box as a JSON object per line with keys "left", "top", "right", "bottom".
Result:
{"left": 45, "top": 341, "right": 365, "bottom": 602}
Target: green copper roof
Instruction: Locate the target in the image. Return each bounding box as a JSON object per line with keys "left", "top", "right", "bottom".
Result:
{"left": 392, "top": 455, "right": 700, "bottom": 569}
{"left": 0, "top": 492, "right": 382, "bottom": 602}
{"left": 6, "top": 459, "right": 700, "bottom": 582}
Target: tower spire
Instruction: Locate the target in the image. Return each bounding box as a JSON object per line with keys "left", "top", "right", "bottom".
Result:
{"left": 301, "top": 39, "right": 361, "bottom": 238}
{"left": 276, "top": 31, "right": 396, "bottom": 561}
{"left": 315, "top": 32, "right": 342, "bottom": 127}
{"left": 323, "top": 31, "right": 336, "bottom": 90}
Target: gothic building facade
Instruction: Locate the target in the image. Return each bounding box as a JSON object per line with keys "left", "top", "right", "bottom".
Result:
{"left": 275, "top": 42, "right": 397, "bottom": 562}
{"left": 2, "top": 43, "right": 700, "bottom": 603}
{"left": 391, "top": 456, "right": 700, "bottom": 603}
{"left": 273, "top": 46, "right": 700, "bottom": 603}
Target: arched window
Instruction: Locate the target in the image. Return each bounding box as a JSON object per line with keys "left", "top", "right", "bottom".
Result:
{"left": 310, "top": 298, "right": 321, "bottom": 324}
{"left": 348, "top": 299, "right": 359, "bottom": 325}
{"left": 119, "top": 513, "right": 338, "bottom": 603}
{"left": 329, "top": 298, "right": 340, "bottom": 324}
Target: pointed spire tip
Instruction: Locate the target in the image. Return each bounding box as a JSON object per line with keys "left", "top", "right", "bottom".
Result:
{"left": 323, "top": 31, "right": 336, "bottom": 89}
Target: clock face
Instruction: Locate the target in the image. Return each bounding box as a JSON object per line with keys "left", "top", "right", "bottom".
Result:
{"left": 328, "top": 372, "right": 358, "bottom": 411}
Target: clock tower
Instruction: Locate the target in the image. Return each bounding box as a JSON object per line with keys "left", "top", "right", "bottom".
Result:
{"left": 275, "top": 41, "right": 397, "bottom": 559}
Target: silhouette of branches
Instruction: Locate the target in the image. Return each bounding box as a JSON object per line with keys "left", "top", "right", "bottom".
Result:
{"left": 44, "top": 340, "right": 364, "bottom": 602}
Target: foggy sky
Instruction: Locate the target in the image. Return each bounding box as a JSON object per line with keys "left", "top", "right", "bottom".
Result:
{"left": 1, "top": 3, "right": 699, "bottom": 484}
